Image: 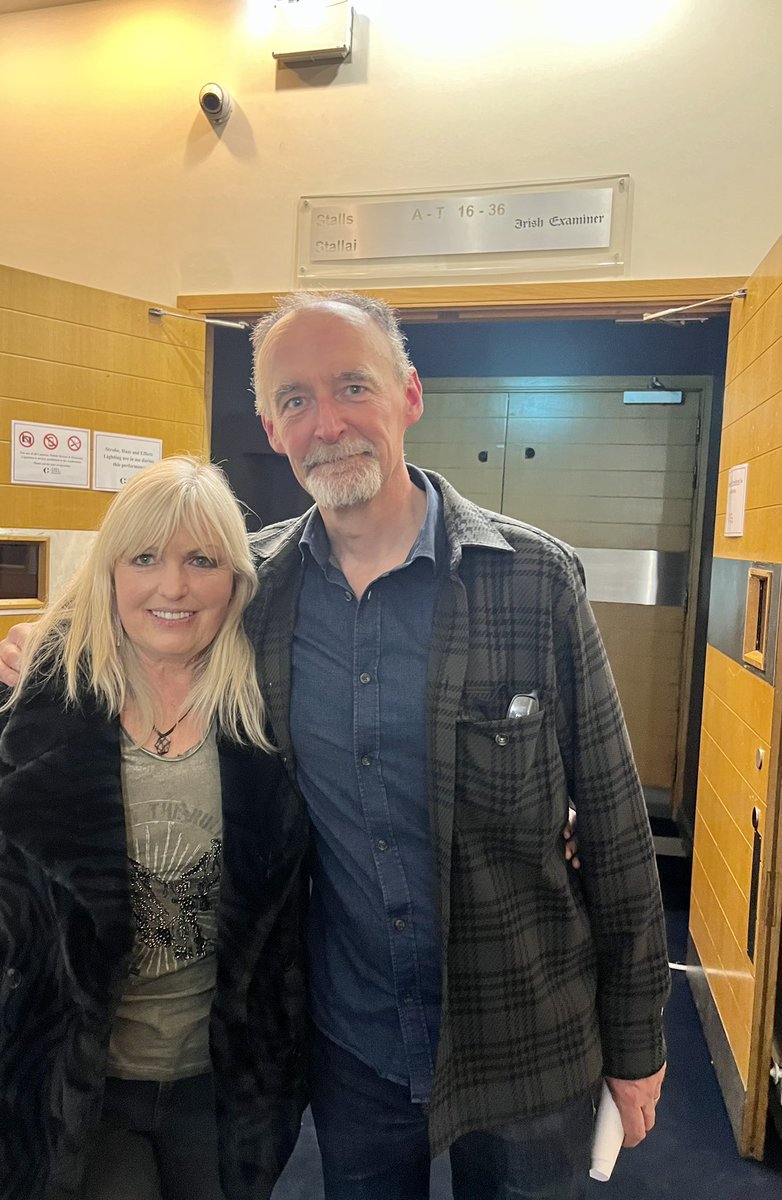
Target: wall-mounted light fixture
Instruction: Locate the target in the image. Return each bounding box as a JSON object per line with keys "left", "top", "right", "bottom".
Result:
{"left": 271, "top": 0, "right": 354, "bottom": 64}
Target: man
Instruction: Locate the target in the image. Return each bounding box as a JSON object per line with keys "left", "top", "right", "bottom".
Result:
{"left": 1, "top": 292, "right": 669, "bottom": 1199}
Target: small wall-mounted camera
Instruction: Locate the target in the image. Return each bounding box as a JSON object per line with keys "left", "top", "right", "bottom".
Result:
{"left": 199, "top": 83, "right": 233, "bottom": 127}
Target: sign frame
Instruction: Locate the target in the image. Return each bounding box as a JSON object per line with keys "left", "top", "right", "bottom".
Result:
{"left": 296, "top": 174, "right": 630, "bottom": 286}
{"left": 11, "top": 420, "right": 91, "bottom": 489}
{"left": 725, "top": 462, "right": 749, "bottom": 537}
{"left": 92, "top": 432, "right": 163, "bottom": 493}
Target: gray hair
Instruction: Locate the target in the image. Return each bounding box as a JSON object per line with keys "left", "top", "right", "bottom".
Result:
{"left": 251, "top": 290, "right": 412, "bottom": 417}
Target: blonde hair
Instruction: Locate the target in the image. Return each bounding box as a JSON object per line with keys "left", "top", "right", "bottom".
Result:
{"left": 10, "top": 456, "right": 272, "bottom": 752}
{"left": 251, "top": 290, "right": 412, "bottom": 417}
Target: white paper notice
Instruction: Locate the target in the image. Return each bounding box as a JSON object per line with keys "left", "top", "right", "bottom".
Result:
{"left": 725, "top": 463, "right": 748, "bottom": 537}
{"left": 93, "top": 433, "right": 163, "bottom": 492}
{"left": 11, "top": 421, "right": 90, "bottom": 488}
{"left": 590, "top": 1081, "right": 625, "bottom": 1182}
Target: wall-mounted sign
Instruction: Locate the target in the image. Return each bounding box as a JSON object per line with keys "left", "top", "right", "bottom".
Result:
{"left": 725, "top": 463, "right": 749, "bottom": 537}
{"left": 93, "top": 432, "right": 162, "bottom": 492}
{"left": 296, "top": 175, "right": 629, "bottom": 285}
{"left": 11, "top": 420, "right": 90, "bottom": 488}
{"left": 623, "top": 391, "right": 684, "bottom": 405}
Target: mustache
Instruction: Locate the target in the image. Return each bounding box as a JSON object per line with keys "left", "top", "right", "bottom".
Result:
{"left": 303, "top": 439, "right": 377, "bottom": 470}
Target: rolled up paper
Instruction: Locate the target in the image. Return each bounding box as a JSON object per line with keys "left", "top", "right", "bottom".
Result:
{"left": 589, "top": 1081, "right": 625, "bottom": 1182}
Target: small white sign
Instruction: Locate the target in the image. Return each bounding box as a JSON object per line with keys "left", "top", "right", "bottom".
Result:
{"left": 93, "top": 433, "right": 163, "bottom": 492}
{"left": 725, "top": 463, "right": 749, "bottom": 537}
{"left": 11, "top": 420, "right": 90, "bottom": 488}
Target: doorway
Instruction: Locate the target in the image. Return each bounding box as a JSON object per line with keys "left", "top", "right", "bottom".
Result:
{"left": 406, "top": 372, "right": 711, "bottom": 833}
{"left": 210, "top": 314, "right": 730, "bottom": 835}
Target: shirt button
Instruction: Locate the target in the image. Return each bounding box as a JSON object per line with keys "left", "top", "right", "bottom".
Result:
{"left": 403, "top": 994, "right": 414, "bottom": 1005}
{"left": 359, "top": 672, "right": 372, "bottom": 684}
{"left": 344, "top": 590, "right": 353, "bottom": 601}
{"left": 377, "top": 839, "right": 389, "bottom": 851}
{"left": 495, "top": 734, "right": 508, "bottom": 746}
{"left": 361, "top": 755, "right": 372, "bottom": 767}
{"left": 5, "top": 967, "right": 21, "bottom": 990}
{"left": 393, "top": 918, "right": 406, "bottom": 931}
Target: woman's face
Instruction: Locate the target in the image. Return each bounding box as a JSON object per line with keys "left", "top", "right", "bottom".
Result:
{"left": 113, "top": 526, "right": 234, "bottom": 668}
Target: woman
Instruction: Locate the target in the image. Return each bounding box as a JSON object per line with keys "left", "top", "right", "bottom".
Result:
{"left": 0, "top": 458, "right": 309, "bottom": 1200}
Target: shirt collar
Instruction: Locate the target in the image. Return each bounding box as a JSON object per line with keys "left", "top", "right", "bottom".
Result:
{"left": 299, "top": 464, "right": 442, "bottom": 572}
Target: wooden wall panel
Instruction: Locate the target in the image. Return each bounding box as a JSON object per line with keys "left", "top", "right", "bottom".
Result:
{"left": 0, "top": 353, "right": 205, "bottom": 422}
{"left": 713, "top": 240, "right": 782, "bottom": 563}
{"left": 0, "top": 269, "right": 204, "bottom": 349}
{"left": 691, "top": 234, "right": 782, "bottom": 1155}
{"left": 690, "top": 880, "right": 753, "bottom": 1082}
{"left": 0, "top": 264, "right": 209, "bottom": 628}
{"left": 0, "top": 615, "right": 18, "bottom": 639}
{"left": 727, "top": 239, "right": 782, "bottom": 345}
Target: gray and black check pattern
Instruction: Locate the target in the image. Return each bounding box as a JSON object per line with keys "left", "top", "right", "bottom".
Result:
{"left": 246, "top": 469, "right": 670, "bottom": 1157}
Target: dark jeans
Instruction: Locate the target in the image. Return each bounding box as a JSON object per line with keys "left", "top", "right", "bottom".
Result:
{"left": 308, "top": 1031, "right": 594, "bottom": 1200}
{"left": 81, "top": 1073, "right": 225, "bottom": 1200}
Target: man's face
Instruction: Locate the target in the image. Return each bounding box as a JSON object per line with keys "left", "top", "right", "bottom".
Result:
{"left": 258, "top": 306, "right": 423, "bottom": 511}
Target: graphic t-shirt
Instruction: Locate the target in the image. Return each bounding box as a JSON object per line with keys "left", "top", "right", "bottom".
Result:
{"left": 107, "top": 722, "right": 222, "bottom": 1081}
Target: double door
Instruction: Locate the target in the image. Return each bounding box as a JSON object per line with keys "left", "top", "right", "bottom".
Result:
{"left": 407, "top": 374, "right": 711, "bottom": 816}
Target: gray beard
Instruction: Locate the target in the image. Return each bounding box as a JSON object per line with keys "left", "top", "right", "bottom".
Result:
{"left": 303, "top": 451, "right": 383, "bottom": 510}
{"left": 301, "top": 446, "right": 383, "bottom": 511}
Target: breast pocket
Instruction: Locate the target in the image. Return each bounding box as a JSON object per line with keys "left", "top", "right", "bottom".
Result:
{"left": 456, "top": 707, "right": 546, "bottom": 816}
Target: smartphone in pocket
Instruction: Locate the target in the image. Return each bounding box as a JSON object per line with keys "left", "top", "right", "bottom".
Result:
{"left": 506, "top": 692, "right": 540, "bottom": 719}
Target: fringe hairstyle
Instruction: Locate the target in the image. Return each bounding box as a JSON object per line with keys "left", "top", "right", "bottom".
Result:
{"left": 7, "top": 456, "right": 273, "bottom": 752}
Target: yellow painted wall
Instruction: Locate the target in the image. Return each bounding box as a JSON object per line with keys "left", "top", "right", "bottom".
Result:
{"left": 0, "top": 263, "right": 208, "bottom": 637}
{"left": 0, "top": 0, "right": 780, "bottom": 303}
{"left": 691, "top": 236, "right": 782, "bottom": 1086}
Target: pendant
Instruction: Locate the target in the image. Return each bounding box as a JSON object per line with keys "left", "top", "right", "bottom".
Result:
{"left": 154, "top": 731, "right": 172, "bottom": 756}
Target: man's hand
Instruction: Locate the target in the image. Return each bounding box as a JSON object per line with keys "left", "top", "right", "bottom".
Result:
{"left": 562, "top": 805, "right": 580, "bottom": 869}
{"left": 605, "top": 1063, "right": 666, "bottom": 1147}
{"left": 0, "top": 623, "right": 34, "bottom": 688}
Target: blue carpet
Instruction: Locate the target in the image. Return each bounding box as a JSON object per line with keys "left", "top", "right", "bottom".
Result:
{"left": 272, "top": 863, "right": 782, "bottom": 1198}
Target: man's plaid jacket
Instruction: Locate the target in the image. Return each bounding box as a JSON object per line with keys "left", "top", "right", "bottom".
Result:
{"left": 245, "top": 469, "right": 670, "bottom": 1157}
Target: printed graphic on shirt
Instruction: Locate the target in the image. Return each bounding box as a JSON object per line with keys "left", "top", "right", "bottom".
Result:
{"left": 127, "top": 835, "right": 222, "bottom": 977}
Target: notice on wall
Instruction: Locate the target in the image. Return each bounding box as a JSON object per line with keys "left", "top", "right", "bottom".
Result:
{"left": 725, "top": 463, "right": 749, "bottom": 537}
{"left": 11, "top": 420, "right": 90, "bottom": 488}
{"left": 93, "top": 433, "right": 163, "bottom": 492}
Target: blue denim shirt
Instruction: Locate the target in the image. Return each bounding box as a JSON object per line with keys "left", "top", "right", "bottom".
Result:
{"left": 290, "top": 468, "right": 443, "bottom": 1102}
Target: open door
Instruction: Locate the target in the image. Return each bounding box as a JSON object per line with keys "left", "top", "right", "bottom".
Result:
{"left": 688, "top": 235, "right": 782, "bottom": 1157}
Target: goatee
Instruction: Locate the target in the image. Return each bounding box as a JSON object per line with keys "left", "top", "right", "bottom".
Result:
{"left": 302, "top": 439, "right": 383, "bottom": 509}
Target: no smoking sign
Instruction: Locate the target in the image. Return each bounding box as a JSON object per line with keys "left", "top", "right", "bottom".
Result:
{"left": 11, "top": 420, "right": 90, "bottom": 489}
